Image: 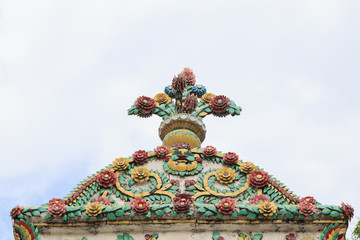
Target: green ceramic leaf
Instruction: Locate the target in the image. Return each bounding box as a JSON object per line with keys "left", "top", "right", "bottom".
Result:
{"left": 286, "top": 213, "right": 294, "bottom": 219}
{"left": 155, "top": 210, "right": 164, "bottom": 216}
{"left": 75, "top": 211, "right": 82, "bottom": 216}
{"left": 322, "top": 208, "right": 331, "bottom": 215}
{"left": 68, "top": 213, "right": 75, "bottom": 218}
{"left": 239, "top": 209, "right": 248, "bottom": 215}
{"left": 330, "top": 211, "right": 340, "bottom": 217}
{"left": 107, "top": 213, "right": 116, "bottom": 220}
{"left": 213, "top": 232, "right": 221, "bottom": 239}
{"left": 44, "top": 213, "right": 52, "bottom": 220}
{"left": 204, "top": 211, "right": 214, "bottom": 216}
{"left": 246, "top": 212, "right": 256, "bottom": 219}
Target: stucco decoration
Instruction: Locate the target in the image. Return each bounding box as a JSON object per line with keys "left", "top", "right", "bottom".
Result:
{"left": 10, "top": 68, "right": 351, "bottom": 239}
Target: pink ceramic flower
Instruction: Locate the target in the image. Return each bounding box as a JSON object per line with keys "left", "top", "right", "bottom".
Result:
{"left": 130, "top": 198, "right": 150, "bottom": 214}
{"left": 223, "top": 152, "right": 239, "bottom": 164}
{"left": 297, "top": 201, "right": 316, "bottom": 216}
{"left": 249, "top": 195, "right": 270, "bottom": 205}
{"left": 155, "top": 146, "right": 170, "bottom": 159}
{"left": 203, "top": 146, "right": 217, "bottom": 157}
{"left": 93, "top": 197, "right": 112, "bottom": 205}
{"left": 249, "top": 170, "right": 270, "bottom": 188}
{"left": 96, "top": 170, "right": 117, "bottom": 188}
{"left": 216, "top": 198, "right": 237, "bottom": 214}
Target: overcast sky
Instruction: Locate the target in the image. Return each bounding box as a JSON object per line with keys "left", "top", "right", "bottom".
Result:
{"left": 1, "top": 0, "right": 359, "bottom": 239}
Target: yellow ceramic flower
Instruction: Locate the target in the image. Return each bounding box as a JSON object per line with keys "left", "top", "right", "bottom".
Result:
{"left": 112, "top": 157, "right": 129, "bottom": 171}
{"left": 239, "top": 161, "right": 255, "bottom": 174}
{"left": 86, "top": 202, "right": 103, "bottom": 216}
{"left": 258, "top": 201, "right": 277, "bottom": 217}
{"left": 200, "top": 93, "right": 216, "bottom": 104}
{"left": 154, "top": 93, "right": 171, "bottom": 106}
{"left": 215, "top": 167, "right": 236, "bottom": 184}
{"left": 131, "top": 167, "right": 150, "bottom": 182}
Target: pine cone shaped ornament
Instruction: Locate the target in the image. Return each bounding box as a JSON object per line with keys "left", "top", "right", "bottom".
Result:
{"left": 183, "top": 93, "right": 198, "bottom": 113}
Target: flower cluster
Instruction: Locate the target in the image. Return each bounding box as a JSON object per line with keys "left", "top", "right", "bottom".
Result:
{"left": 239, "top": 162, "right": 255, "bottom": 174}
{"left": 155, "top": 146, "right": 170, "bottom": 158}
{"left": 216, "top": 198, "right": 237, "bottom": 214}
{"left": 223, "top": 152, "right": 239, "bottom": 164}
{"left": 48, "top": 198, "right": 66, "bottom": 217}
{"left": 183, "top": 93, "right": 198, "bottom": 113}
{"left": 96, "top": 170, "right": 117, "bottom": 188}
{"left": 170, "top": 179, "right": 180, "bottom": 187}
{"left": 185, "top": 179, "right": 196, "bottom": 188}
{"left": 10, "top": 206, "right": 24, "bottom": 219}
{"left": 341, "top": 202, "right": 354, "bottom": 221}
{"left": 249, "top": 170, "right": 270, "bottom": 188}
{"left": 297, "top": 200, "right": 316, "bottom": 216}
{"left": 172, "top": 75, "right": 186, "bottom": 93}
{"left": 203, "top": 146, "right": 217, "bottom": 157}
{"left": 134, "top": 96, "right": 156, "bottom": 118}
{"left": 133, "top": 150, "right": 148, "bottom": 164}
{"left": 216, "top": 167, "right": 236, "bottom": 184}
{"left": 201, "top": 93, "right": 216, "bottom": 104}
{"left": 164, "top": 85, "right": 175, "bottom": 98}
{"left": 130, "top": 198, "right": 150, "bottom": 214}
{"left": 249, "top": 195, "right": 270, "bottom": 205}
{"left": 86, "top": 202, "right": 103, "bottom": 216}
{"left": 172, "top": 143, "right": 192, "bottom": 150}
{"left": 173, "top": 194, "right": 194, "bottom": 213}
{"left": 192, "top": 84, "right": 206, "bottom": 97}
{"left": 93, "top": 197, "right": 111, "bottom": 205}
{"left": 112, "top": 157, "right": 129, "bottom": 171}
{"left": 131, "top": 167, "right": 150, "bottom": 182}
{"left": 258, "top": 201, "right": 277, "bottom": 216}
{"left": 154, "top": 93, "right": 171, "bottom": 106}
{"left": 180, "top": 68, "right": 196, "bottom": 85}
{"left": 209, "top": 95, "right": 230, "bottom": 117}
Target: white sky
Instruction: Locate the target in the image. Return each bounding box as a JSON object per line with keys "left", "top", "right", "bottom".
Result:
{"left": 1, "top": 0, "right": 359, "bottom": 239}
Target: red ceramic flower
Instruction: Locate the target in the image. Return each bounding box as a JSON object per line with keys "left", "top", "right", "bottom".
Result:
{"left": 173, "top": 194, "right": 194, "bottom": 213}
{"left": 300, "top": 196, "right": 316, "bottom": 205}
{"left": 134, "top": 96, "right": 156, "bottom": 118}
{"left": 155, "top": 146, "right": 170, "bottom": 159}
{"left": 183, "top": 93, "right": 198, "bottom": 113}
{"left": 203, "top": 146, "right": 217, "bottom": 157}
{"left": 10, "top": 206, "right": 24, "bottom": 218}
{"left": 172, "top": 74, "right": 187, "bottom": 93}
{"left": 216, "top": 198, "right": 237, "bottom": 214}
{"left": 341, "top": 202, "right": 354, "bottom": 221}
{"left": 172, "top": 143, "right": 192, "bottom": 150}
{"left": 96, "top": 170, "right": 117, "bottom": 188}
{"left": 170, "top": 179, "right": 180, "bottom": 187}
{"left": 249, "top": 170, "right": 270, "bottom": 188}
{"left": 297, "top": 200, "right": 316, "bottom": 216}
{"left": 223, "top": 152, "right": 239, "bottom": 164}
{"left": 185, "top": 180, "right": 196, "bottom": 188}
{"left": 181, "top": 68, "right": 196, "bottom": 85}
{"left": 209, "top": 95, "right": 230, "bottom": 117}
{"left": 49, "top": 198, "right": 65, "bottom": 206}
{"left": 133, "top": 150, "right": 148, "bottom": 164}
{"left": 93, "top": 197, "right": 112, "bottom": 205}
{"left": 48, "top": 202, "right": 67, "bottom": 217}
{"left": 130, "top": 198, "right": 150, "bottom": 214}
{"left": 249, "top": 195, "right": 270, "bottom": 205}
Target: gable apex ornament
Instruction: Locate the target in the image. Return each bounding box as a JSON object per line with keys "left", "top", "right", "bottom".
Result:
{"left": 128, "top": 68, "right": 242, "bottom": 148}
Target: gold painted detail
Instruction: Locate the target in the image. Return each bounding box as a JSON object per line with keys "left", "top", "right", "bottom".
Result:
{"left": 193, "top": 171, "right": 249, "bottom": 199}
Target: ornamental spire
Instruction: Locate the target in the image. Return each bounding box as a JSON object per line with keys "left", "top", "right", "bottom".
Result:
{"left": 128, "top": 68, "right": 242, "bottom": 148}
